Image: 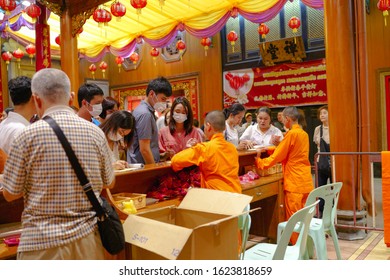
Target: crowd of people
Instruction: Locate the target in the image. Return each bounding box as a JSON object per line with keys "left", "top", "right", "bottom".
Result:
{"left": 0, "top": 68, "right": 331, "bottom": 259}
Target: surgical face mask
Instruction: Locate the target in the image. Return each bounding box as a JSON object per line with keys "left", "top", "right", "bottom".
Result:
{"left": 153, "top": 94, "right": 167, "bottom": 113}
{"left": 108, "top": 132, "right": 123, "bottom": 142}
{"left": 173, "top": 112, "right": 187, "bottom": 124}
{"left": 88, "top": 102, "right": 103, "bottom": 117}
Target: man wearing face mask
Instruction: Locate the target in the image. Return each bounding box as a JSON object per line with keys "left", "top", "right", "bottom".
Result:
{"left": 77, "top": 83, "right": 104, "bottom": 125}
{"left": 158, "top": 97, "right": 202, "bottom": 160}
{"left": 128, "top": 77, "right": 172, "bottom": 164}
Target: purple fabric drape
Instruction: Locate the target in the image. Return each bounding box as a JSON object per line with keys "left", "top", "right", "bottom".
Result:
{"left": 79, "top": 46, "right": 110, "bottom": 63}
{"left": 185, "top": 12, "right": 231, "bottom": 38}
{"left": 109, "top": 40, "right": 137, "bottom": 57}
{"left": 143, "top": 27, "right": 179, "bottom": 48}
{"left": 239, "top": 1, "right": 288, "bottom": 23}
{"left": 301, "top": 0, "right": 324, "bottom": 9}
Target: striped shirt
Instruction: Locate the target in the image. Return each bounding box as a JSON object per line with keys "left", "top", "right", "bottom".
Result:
{"left": 1, "top": 105, "right": 115, "bottom": 253}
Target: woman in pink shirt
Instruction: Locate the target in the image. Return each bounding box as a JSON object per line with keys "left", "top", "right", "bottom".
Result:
{"left": 159, "top": 97, "right": 202, "bottom": 160}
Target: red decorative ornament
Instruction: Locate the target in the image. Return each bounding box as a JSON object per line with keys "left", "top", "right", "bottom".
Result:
{"left": 77, "top": 27, "right": 83, "bottom": 36}
{"left": 230, "top": 7, "right": 239, "bottom": 18}
{"left": 227, "top": 30, "right": 238, "bottom": 52}
{"left": 130, "top": 0, "right": 147, "bottom": 15}
{"left": 129, "top": 52, "right": 139, "bottom": 64}
{"left": 150, "top": 47, "right": 159, "bottom": 66}
{"left": 200, "top": 37, "right": 212, "bottom": 56}
{"left": 25, "top": 44, "right": 36, "bottom": 64}
{"left": 99, "top": 61, "right": 108, "bottom": 78}
{"left": 111, "top": 1, "right": 126, "bottom": 21}
{"left": 12, "top": 48, "right": 24, "bottom": 69}
{"left": 176, "top": 40, "right": 186, "bottom": 60}
{"left": 0, "top": 0, "right": 16, "bottom": 15}
{"left": 89, "top": 64, "right": 97, "bottom": 79}
{"left": 377, "top": 0, "right": 390, "bottom": 26}
{"left": 1, "top": 51, "right": 12, "bottom": 70}
{"left": 93, "top": 7, "right": 112, "bottom": 27}
{"left": 25, "top": 3, "right": 41, "bottom": 23}
{"left": 115, "top": 56, "right": 124, "bottom": 72}
{"left": 55, "top": 35, "right": 61, "bottom": 45}
{"left": 258, "top": 23, "right": 270, "bottom": 39}
{"left": 288, "top": 16, "right": 301, "bottom": 33}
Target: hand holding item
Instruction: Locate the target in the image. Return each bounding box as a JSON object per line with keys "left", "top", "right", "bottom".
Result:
{"left": 256, "top": 147, "right": 267, "bottom": 159}
{"left": 186, "top": 138, "right": 198, "bottom": 148}
{"left": 113, "top": 160, "right": 129, "bottom": 170}
{"left": 270, "top": 135, "right": 281, "bottom": 146}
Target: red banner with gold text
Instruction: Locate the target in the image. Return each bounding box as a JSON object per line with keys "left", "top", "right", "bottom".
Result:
{"left": 223, "top": 59, "right": 327, "bottom": 109}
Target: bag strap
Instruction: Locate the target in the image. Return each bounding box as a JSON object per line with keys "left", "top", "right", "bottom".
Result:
{"left": 320, "top": 125, "right": 323, "bottom": 138}
{"left": 43, "top": 116, "right": 105, "bottom": 218}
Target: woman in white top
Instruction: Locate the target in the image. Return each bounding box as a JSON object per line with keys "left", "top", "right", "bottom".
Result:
{"left": 100, "top": 110, "right": 135, "bottom": 170}
{"left": 223, "top": 103, "right": 249, "bottom": 150}
{"left": 240, "top": 106, "right": 283, "bottom": 147}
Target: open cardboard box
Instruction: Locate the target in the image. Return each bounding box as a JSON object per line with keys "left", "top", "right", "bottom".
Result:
{"left": 123, "top": 188, "right": 253, "bottom": 260}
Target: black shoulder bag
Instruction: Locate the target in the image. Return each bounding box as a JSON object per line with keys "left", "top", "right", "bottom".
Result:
{"left": 43, "top": 116, "right": 125, "bottom": 255}
{"left": 318, "top": 125, "right": 331, "bottom": 172}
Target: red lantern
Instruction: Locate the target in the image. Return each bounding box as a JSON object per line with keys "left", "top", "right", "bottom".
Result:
{"left": 89, "top": 64, "right": 97, "bottom": 79}
{"left": 176, "top": 40, "right": 186, "bottom": 60}
{"left": 111, "top": 1, "right": 126, "bottom": 21}
{"left": 12, "top": 48, "right": 24, "bottom": 69}
{"left": 131, "top": 0, "right": 147, "bottom": 15}
{"left": 55, "top": 35, "right": 60, "bottom": 45}
{"left": 200, "top": 37, "right": 212, "bottom": 56}
{"left": 377, "top": 0, "right": 390, "bottom": 26}
{"left": 288, "top": 16, "right": 301, "bottom": 33}
{"left": 0, "top": 0, "right": 16, "bottom": 15}
{"left": 25, "top": 3, "right": 41, "bottom": 23}
{"left": 129, "top": 52, "right": 139, "bottom": 64}
{"left": 258, "top": 23, "right": 270, "bottom": 39}
{"left": 93, "top": 7, "right": 111, "bottom": 27}
{"left": 99, "top": 61, "right": 108, "bottom": 78}
{"left": 227, "top": 30, "right": 238, "bottom": 52}
{"left": 1, "top": 51, "right": 12, "bottom": 70}
{"left": 150, "top": 47, "right": 159, "bottom": 66}
{"left": 115, "top": 56, "right": 124, "bottom": 72}
{"left": 25, "top": 44, "right": 36, "bottom": 64}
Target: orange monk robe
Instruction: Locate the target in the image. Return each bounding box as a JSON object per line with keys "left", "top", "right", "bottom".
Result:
{"left": 0, "top": 148, "right": 7, "bottom": 173}
{"left": 256, "top": 124, "right": 314, "bottom": 222}
{"left": 171, "top": 133, "right": 242, "bottom": 193}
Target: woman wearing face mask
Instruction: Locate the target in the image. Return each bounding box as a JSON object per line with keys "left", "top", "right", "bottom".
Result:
{"left": 158, "top": 97, "right": 202, "bottom": 160}
{"left": 100, "top": 110, "right": 135, "bottom": 170}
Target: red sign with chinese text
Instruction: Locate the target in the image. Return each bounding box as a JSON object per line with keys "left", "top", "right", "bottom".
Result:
{"left": 223, "top": 59, "right": 327, "bottom": 109}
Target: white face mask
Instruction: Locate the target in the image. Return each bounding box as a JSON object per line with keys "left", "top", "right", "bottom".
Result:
{"left": 108, "top": 132, "right": 123, "bottom": 142}
{"left": 153, "top": 94, "right": 167, "bottom": 113}
{"left": 88, "top": 103, "right": 103, "bottom": 117}
{"left": 173, "top": 112, "right": 187, "bottom": 124}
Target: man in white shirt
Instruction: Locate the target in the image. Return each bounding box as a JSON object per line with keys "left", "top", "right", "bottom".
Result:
{"left": 0, "top": 76, "right": 36, "bottom": 154}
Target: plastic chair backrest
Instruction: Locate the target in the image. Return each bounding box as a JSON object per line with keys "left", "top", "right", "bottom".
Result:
{"left": 306, "top": 182, "right": 343, "bottom": 230}
{"left": 273, "top": 200, "right": 319, "bottom": 260}
{"left": 238, "top": 204, "right": 251, "bottom": 259}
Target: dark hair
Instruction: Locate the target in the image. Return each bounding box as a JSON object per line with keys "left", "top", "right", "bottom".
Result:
{"left": 77, "top": 83, "right": 104, "bottom": 107}
{"left": 8, "top": 76, "right": 32, "bottom": 105}
{"left": 100, "top": 97, "right": 120, "bottom": 119}
{"left": 223, "top": 103, "right": 245, "bottom": 120}
{"left": 193, "top": 119, "right": 199, "bottom": 128}
{"left": 146, "top": 77, "right": 172, "bottom": 97}
{"left": 256, "top": 106, "right": 271, "bottom": 117}
{"left": 168, "top": 96, "right": 194, "bottom": 136}
{"left": 99, "top": 110, "right": 135, "bottom": 147}
{"left": 317, "top": 105, "right": 328, "bottom": 119}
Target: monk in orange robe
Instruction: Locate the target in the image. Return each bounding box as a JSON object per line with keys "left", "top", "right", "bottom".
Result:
{"left": 256, "top": 106, "right": 313, "bottom": 243}
{"left": 171, "top": 110, "right": 241, "bottom": 194}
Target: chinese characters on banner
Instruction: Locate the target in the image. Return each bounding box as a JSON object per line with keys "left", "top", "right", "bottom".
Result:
{"left": 223, "top": 59, "right": 327, "bottom": 109}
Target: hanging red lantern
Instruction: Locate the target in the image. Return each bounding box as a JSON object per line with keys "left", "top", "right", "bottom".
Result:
{"left": 129, "top": 52, "right": 139, "bottom": 64}
{"left": 99, "top": 61, "right": 108, "bottom": 78}
{"left": 258, "top": 23, "right": 270, "bottom": 39}
{"left": 55, "top": 35, "right": 61, "bottom": 45}
{"left": 93, "top": 7, "right": 111, "bottom": 27}
{"left": 12, "top": 48, "right": 24, "bottom": 69}
{"left": 288, "top": 16, "right": 301, "bottom": 33}
{"left": 176, "top": 40, "right": 186, "bottom": 60}
{"left": 200, "top": 37, "right": 212, "bottom": 56}
{"left": 89, "top": 64, "right": 97, "bottom": 79}
{"left": 377, "top": 0, "right": 390, "bottom": 26}
{"left": 150, "top": 47, "right": 159, "bottom": 66}
{"left": 25, "top": 44, "right": 36, "bottom": 64}
{"left": 111, "top": 1, "right": 126, "bottom": 21}
{"left": 131, "top": 0, "right": 147, "bottom": 15}
{"left": 0, "top": 0, "right": 16, "bottom": 15}
{"left": 1, "top": 51, "right": 12, "bottom": 70}
{"left": 115, "top": 56, "right": 124, "bottom": 73}
{"left": 25, "top": 3, "right": 41, "bottom": 23}
{"left": 227, "top": 30, "right": 238, "bottom": 52}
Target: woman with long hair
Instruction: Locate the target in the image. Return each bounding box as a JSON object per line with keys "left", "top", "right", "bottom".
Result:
{"left": 223, "top": 103, "right": 249, "bottom": 150}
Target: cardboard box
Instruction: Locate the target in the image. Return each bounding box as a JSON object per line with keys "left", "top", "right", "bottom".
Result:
{"left": 112, "top": 192, "right": 146, "bottom": 210}
{"left": 123, "top": 188, "right": 252, "bottom": 260}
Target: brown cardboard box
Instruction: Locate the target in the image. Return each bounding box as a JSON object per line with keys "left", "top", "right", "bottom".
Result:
{"left": 123, "top": 188, "right": 252, "bottom": 260}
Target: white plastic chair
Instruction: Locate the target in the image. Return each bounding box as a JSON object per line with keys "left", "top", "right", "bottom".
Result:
{"left": 277, "top": 182, "right": 343, "bottom": 260}
{"left": 243, "top": 200, "right": 319, "bottom": 260}
{"left": 238, "top": 204, "right": 251, "bottom": 260}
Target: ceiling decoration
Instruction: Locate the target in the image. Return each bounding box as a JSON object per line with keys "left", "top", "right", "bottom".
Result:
{"left": 0, "top": 0, "right": 323, "bottom": 62}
